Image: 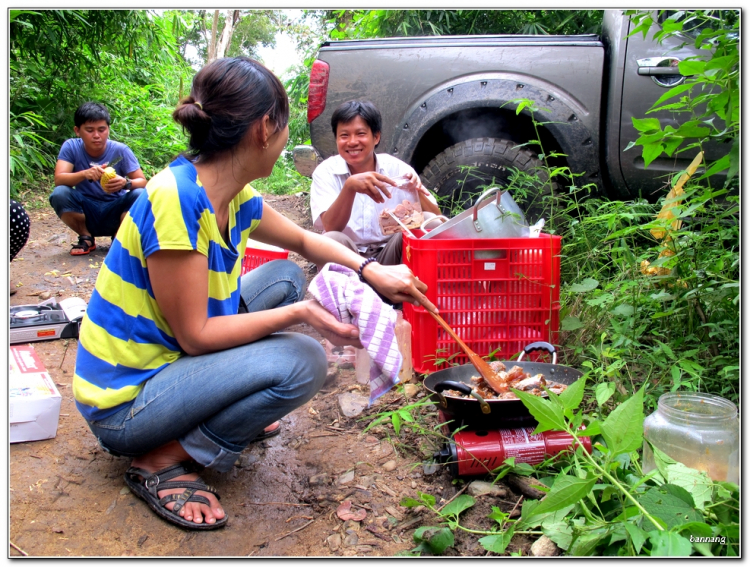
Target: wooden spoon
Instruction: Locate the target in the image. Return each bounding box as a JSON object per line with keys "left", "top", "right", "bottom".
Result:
{"left": 426, "top": 309, "right": 508, "bottom": 394}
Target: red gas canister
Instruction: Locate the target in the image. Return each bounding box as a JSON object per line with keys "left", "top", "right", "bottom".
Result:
{"left": 436, "top": 427, "right": 592, "bottom": 478}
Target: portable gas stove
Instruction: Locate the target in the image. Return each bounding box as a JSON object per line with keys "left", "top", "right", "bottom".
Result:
{"left": 433, "top": 410, "right": 591, "bottom": 478}
{"left": 10, "top": 297, "right": 87, "bottom": 344}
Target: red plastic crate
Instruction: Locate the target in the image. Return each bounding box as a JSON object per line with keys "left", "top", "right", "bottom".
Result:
{"left": 241, "top": 246, "right": 289, "bottom": 275}
{"left": 402, "top": 233, "right": 561, "bottom": 374}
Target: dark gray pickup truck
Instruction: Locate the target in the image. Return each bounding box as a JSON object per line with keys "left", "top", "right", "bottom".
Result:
{"left": 293, "top": 10, "right": 726, "bottom": 214}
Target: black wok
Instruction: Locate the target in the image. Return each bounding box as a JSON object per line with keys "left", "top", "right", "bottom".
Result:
{"left": 424, "top": 342, "right": 583, "bottom": 429}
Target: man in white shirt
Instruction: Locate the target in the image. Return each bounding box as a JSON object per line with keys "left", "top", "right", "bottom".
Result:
{"left": 310, "top": 100, "right": 441, "bottom": 267}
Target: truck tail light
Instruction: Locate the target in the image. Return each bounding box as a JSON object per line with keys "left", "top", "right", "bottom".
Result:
{"left": 307, "top": 60, "right": 330, "bottom": 124}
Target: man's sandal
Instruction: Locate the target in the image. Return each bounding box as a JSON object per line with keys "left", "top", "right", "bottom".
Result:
{"left": 70, "top": 235, "right": 96, "bottom": 256}
{"left": 124, "top": 462, "right": 228, "bottom": 530}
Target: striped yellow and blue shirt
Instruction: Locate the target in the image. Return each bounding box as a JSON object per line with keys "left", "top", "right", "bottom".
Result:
{"left": 73, "top": 155, "right": 264, "bottom": 422}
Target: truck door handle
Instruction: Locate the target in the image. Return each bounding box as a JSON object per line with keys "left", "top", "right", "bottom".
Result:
{"left": 637, "top": 66, "right": 682, "bottom": 76}
{"left": 637, "top": 57, "right": 686, "bottom": 87}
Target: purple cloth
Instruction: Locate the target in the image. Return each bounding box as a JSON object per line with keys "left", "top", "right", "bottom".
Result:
{"left": 310, "top": 263, "right": 401, "bottom": 404}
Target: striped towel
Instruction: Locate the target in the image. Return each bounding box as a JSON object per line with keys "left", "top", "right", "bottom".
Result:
{"left": 309, "top": 263, "right": 402, "bottom": 404}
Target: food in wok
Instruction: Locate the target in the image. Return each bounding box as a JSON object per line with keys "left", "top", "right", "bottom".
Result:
{"left": 443, "top": 360, "right": 569, "bottom": 401}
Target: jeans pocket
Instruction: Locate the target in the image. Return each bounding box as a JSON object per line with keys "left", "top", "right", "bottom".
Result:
{"left": 88, "top": 402, "right": 133, "bottom": 432}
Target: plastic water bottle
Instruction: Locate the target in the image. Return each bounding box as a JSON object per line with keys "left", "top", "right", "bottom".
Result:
{"left": 395, "top": 310, "right": 413, "bottom": 383}
{"left": 355, "top": 347, "right": 371, "bottom": 385}
{"left": 355, "top": 310, "right": 413, "bottom": 385}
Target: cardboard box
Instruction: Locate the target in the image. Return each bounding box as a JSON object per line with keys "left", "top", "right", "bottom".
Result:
{"left": 9, "top": 344, "right": 62, "bottom": 443}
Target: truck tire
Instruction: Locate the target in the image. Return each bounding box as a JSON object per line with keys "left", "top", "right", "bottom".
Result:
{"left": 421, "top": 137, "right": 554, "bottom": 221}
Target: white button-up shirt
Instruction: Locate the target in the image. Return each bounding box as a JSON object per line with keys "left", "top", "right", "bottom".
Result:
{"left": 311, "top": 153, "right": 437, "bottom": 251}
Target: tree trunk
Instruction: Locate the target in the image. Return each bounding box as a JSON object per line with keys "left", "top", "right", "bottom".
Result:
{"left": 214, "top": 10, "right": 241, "bottom": 60}
{"left": 207, "top": 10, "right": 219, "bottom": 63}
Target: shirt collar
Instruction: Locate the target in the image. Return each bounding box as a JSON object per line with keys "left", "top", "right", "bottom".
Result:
{"left": 331, "top": 153, "right": 384, "bottom": 176}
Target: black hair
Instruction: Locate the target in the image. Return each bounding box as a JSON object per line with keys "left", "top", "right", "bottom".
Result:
{"left": 74, "top": 103, "right": 111, "bottom": 128}
{"left": 172, "top": 57, "right": 289, "bottom": 162}
{"left": 330, "top": 100, "right": 382, "bottom": 141}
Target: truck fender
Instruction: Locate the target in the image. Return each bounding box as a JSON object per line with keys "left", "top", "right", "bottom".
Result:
{"left": 390, "top": 73, "right": 601, "bottom": 185}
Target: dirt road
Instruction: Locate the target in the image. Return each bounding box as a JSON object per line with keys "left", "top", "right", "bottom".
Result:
{"left": 8, "top": 195, "right": 529, "bottom": 557}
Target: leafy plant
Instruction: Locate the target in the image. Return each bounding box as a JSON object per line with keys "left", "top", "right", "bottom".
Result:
{"left": 559, "top": 189, "right": 739, "bottom": 408}
{"left": 513, "top": 380, "right": 738, "bottom": 556}
{"left": 425, "top": 95, "right": 738, "bottom": 409}
{"left": 396, "top": 379, "right": 738, "bottom": 556}
{"left": 361, "top": 398, "right": 437, "bottom": 437}
{"left": 10, "top": 111, "right": 56, "bottom": 194}
{"left": 398, "top": 492, "right": 469, "bottom": 555}
{"left": 625, "top": 10, "right": 739, "bottom": 184}
{"left": 246, "top": 154, "right": 312, "bottom": 196}
{"left": 324, "top": 10, "right": 603, "bottom": 40}
{"left": 552, "top": 9, "right": 740, "bottom": 407}
{"left": 10, "top": 9, "right": 195, "bottom": 186}
{"left": 399, "top": 486, "right": 541, "bottom": 556}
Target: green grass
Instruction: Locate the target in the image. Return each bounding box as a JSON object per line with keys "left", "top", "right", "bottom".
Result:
{"left": 250, "top": 154, "right": 311, "bottom": 196}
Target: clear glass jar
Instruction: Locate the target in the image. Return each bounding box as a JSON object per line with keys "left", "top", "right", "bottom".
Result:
{"left": 642, "top": 392, "right": 739, "bottom": 483}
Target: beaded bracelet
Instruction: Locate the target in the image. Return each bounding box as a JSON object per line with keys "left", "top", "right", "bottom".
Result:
{"left": 357, "top": 257, "right": 377, "bottom": 283}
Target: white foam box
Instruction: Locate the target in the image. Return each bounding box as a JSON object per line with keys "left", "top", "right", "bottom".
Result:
{"left": 9, "top": 344, "right": 62, "bottom": 443}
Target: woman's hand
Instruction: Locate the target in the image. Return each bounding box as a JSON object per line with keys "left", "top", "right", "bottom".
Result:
{"left": 298, "top": 300, "right": 363, "bottom": 348}
{"left": 361, "top": 262, "right": 437, "bottom": 313}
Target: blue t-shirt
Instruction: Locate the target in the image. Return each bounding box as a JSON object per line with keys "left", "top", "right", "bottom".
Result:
{"left": 57, "top": 138, "right": 141, "bottom": 202}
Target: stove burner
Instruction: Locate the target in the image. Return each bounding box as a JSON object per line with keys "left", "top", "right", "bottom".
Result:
{"left": 10, "top": 304, "right": 69, "bottom": 327}
{"left": 10, "top": 297, "right": 87, "bottom": 344}
{"left": 14, "top": 310, "right": 44, "bottom": 319}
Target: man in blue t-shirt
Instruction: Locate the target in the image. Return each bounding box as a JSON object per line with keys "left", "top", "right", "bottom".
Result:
{"left": 49, "top": 102, "right": 147, "bottom": 255}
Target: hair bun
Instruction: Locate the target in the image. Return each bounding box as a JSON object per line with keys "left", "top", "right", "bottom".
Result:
{"left": 172, "top": 98, "right": 211, "bottom": 150}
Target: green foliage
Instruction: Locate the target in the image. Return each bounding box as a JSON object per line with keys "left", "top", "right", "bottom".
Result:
{"left": 406, "top": 85, "right": 737, "bottom": 556}
{"left": 361, "top": 398, "right": 436, "bottom": 436}
{"left": 250, "top": 156, "right": 312, "bottom": 196}
{"left": 625, "top": 10, "right": 739, "bottom": 184}
{"left": 324, "top": 10, "right": 603, "bottom": 39}
{"left": 179, "top": 10, "right": 282, "bottom": 64}
{"left": 10, "top": 10, "right": 194, "bottom": 185}
{"left": 9, "top": 111, "right": 56, "bottom": 195}
{"left": 10, "top": 10, "right": 182, "bottom": 121}
{"left": 227, "top": 10, "right": 280, "bottom": 60}
{"left": 399, "top": 492, "right": 469, "bottom": 555}
{"left": 397, "top": 383, "right": 738, "bottom": 556}
{"left": 284, "top": 64, "right": 313, "bottom": 148}
{"left": 408, "top": 526, "right": 455, "bottom": 555}
{"left": 558, "top": 189, "right": 740, "bottom": 407}
{"left": 514, "top": 386, "right": 738, "bottom": 556}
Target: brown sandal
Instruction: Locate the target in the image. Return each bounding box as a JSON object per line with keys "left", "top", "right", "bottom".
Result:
{"left": 70, "top": 235, "right": 96, "bottom": 256}
{"left": 124, "top": 462, "right": 227, "bottom": 530}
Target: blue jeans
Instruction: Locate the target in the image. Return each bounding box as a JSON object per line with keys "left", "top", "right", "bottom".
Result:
{"left": 49, "top": 185, "right": 144, "bottom": 237}
{"left": 86, "top": 260, "right": 326, "bottom": 472}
